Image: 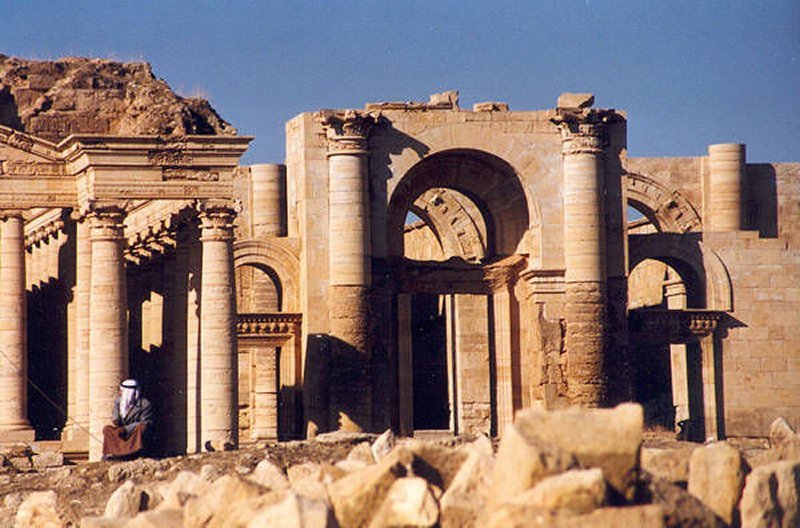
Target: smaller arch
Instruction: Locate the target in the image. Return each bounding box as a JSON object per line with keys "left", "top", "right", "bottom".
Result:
{"left": 625, "top": 172, "right": 702, "bottom": 233}
{"left": 628, "top": 233, "right": 733, "bottom": 311}
{"left": 234, "top": 239, "right": 300, "bottom": 312}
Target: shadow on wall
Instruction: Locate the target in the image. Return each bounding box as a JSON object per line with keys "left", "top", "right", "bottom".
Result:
{"left": 746, "top": 164, "right": 777, "bottom": 238}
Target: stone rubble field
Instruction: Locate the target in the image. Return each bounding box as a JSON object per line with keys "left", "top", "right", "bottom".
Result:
{"left": 3, "top": 403, "right": 800, "bottom": 527}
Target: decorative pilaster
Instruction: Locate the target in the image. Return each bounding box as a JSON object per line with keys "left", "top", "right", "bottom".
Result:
{"left": 552, "top": 108, "right": 613, "bottom": 407}
{"left": 320, "top": 110, "right": 376, "bottom": 432}
{"left": 87, "top": 204, "right": 128, "bottom": 460}
{"left": 197, "top": 200, "right": 238, "bottom": 450}
{"left": 0, "top": 210, "right": 35, "bottom": 441}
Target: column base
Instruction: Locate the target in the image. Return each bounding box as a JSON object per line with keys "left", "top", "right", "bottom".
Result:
{"left": 0, "top": 426, "right": 35, "bottom": 443}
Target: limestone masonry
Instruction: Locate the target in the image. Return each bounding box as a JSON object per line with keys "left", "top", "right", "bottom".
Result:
{"left": 0, "top": 57, "right": 797, "bottom": 461}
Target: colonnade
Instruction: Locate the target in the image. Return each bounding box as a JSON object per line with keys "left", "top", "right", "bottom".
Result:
{"left": 0, "top": 201, "right": 240, "bottom": 460}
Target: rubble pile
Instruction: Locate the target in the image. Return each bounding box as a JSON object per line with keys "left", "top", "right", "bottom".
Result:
{"left": 3, "top": 405, "right": 800, "bottom": 527}
{"left": 0, "top": 55, "right": 235, "bottom": 142}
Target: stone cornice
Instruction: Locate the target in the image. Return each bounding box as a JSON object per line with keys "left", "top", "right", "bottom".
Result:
{"left": 318, "top": 110, "right": 378, "bottom": 156}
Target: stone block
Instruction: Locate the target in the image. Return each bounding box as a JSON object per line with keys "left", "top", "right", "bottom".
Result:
{"left": 184, "top": 474, "right": 266, "bottom": 528}
{"left": 247, "top": 492, "right": 335, "bottom": 528}
{"left": 406, "top": 440, "right": 469, "bottom": 491}
{"left": 688, "top": 441, "right": 748, "bottom": 525}
{"left": 15, "top": 490, "right": 76, "bottom": 528}
{"left": 740, "top": 460, "right": 800, "bottom": 528}
{"left": 104, "top": 480, "right": 146, "bottom": 518}
{"left": 248, "top": 458, "right": 290, "bottom": 490}
{"left": 643, "top": 475, "right": 724, "bottom": 528}
{"left": 123, "top": 509, "right": 183, "bottom": 527}
{"left": 371, "top": 429, "right": 395, "bottom": 462}
{"left": 32, "top": 451, "right": 63, "bottom": 469}
{"left": 440, "top": 436, "right": 493, "bottom": 528}
{"left": 328, "top": 446, "right": 413, "bottom": 528}
{"left": 557, "top": 93, "right": 595, "bottom": 109}
{"left": 641, "top": 447, "right": 693, "bottom": 485}
{"left": 485, "top": 504, "right": 667, "bottom": 528}
{"left": 498, "top": 403, "right": 643, "bottom": 500}
{"left": 519, "top": 468, "right": 606, "bottom": 515}
{"left": 368, "top": 477, "right": 438, "bottom": 528}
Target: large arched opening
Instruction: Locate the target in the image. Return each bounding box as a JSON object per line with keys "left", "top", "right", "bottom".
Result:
{"left": 388, "top": 149, "right": 530, "bottom": 436}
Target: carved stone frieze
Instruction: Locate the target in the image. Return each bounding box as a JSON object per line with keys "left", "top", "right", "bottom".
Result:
{"left": 148, "top": 141, "right": 192, "bottom": 165}
{"left": 237, "top": 313, "right": 302, "bottom": 336}
{"left": 318, "top": 109, "right": 378, "bottom": 155}
{"left": 162, "top": 168, "right": 219, "bottom": 181}
{"left": 1, "top": 160, "right": 66, "bottom": 176}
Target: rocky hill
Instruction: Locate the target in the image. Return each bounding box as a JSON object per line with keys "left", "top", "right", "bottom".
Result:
{"left": 0, "top": 55, "right": 235, "bottom": 142}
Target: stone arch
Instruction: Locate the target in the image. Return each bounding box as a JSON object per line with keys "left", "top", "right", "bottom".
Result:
{"left": 625, "top": 172, "right": 702, "bottom": 233}
{"left": 407, "top": 188, "right": 488, "bottom": 262}
{"left": 387, "top": 149, "right": 531, "bottom": 258}
{"left": 233, "top": 239, "right": 300, "bottom": 312}
{"left": 628, "top": 233, "right": 732, "bottom": 311}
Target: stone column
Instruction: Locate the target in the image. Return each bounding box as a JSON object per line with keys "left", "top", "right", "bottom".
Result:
{"left": 0, "top": 211, "right": 35, "bottom": 441}
{"left": 87, "top": 205, "right": 128, "bottom": 460}
{"left": 707, "top": 143, "right": 745, "bottom": 232}
{"left": 553, "top": 108, "right": 611, "bottom": 407}
{"left": 198, "top": 201, "right": 238, "bottom": 451}
{"left": 250, "top": 164, "right": 287, "bottom": 237}
{"left": 397, "top": 293, "right": 412, "bottom": 436}
{"left": 699, "top": 334, "right": 719, "bottom": 441}
{"left": 64, "top": 217, "right": 91, "bottom": 447}
{"left": 492, "top": 287, "right": 515, "bottom": 434}
{"left": 321, "top": 110, "right": 376, "bottom": 432}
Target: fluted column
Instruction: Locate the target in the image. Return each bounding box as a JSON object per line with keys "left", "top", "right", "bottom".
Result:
{"left": 321, "top": 110, "right": 376, "bottom": 432}
{"left": 492, "top": 286, "right": 515, "bottom": 433}
{"left": 198, "top": 201, "right": 238, "bottom": 451}
{"left": 707, "top": 143, "right": 746, "bottom": 232}
{"left": 0, "top": 211, "right": 34, "bottom": 441}
{"left": 87, "top": 205, "right": 128, "bottom": 460}
{"left": 553, "top": 108, "right": 612, "bottom": 407}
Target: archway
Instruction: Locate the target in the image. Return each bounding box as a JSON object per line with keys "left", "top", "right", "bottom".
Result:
{"left": 390, "top": 149, "right": 530, "bottom": 436}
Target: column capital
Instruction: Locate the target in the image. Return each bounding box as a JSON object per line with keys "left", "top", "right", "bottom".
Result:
{"left": 551, "top": 108, "right": 616, "bottom": 156}
{"left": 319, "top": 110, "right": 378, "bottom": 156}
{"left": 197, "top": 199, "right": 238, "bottom": 241}
{"left": 0, "top": 210, "right": 24, "bottom": 221}
{"left": 86, "top": 202, "right": 126, "bottom": 240}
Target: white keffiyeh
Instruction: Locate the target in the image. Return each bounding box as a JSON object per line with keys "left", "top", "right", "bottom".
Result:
{"left": 119, "top": 379, "right": 140, "bottom": 419}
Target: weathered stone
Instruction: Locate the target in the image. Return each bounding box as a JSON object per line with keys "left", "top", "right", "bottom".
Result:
{"left": 156, "top": 470, "right": 209, "bottom": 510}
{"left": 328, "top": 446, "right": 414, "bottom": 528}
{"left": 557, "top": 92, "right": 595, "bottom": 109}
{"left": 687, "top": 441, "right": 748, "bottom": 525}
{"left": 371, "top": 428, "right": 396, "bottom": 462}
{"left": 248, "top": 458, "right": 290, "bottom": 490}
{"left": 337, "top": 441, "right": 375, "bottom": 472}
{"left": 768, "top": 417, "right": 800, "bottom": 461}
{"left": 124, "top": 509, "right": 183, "bottom": 527}
{"left": 485, "top": 504, "right": 667, "bottom": 528}
{"left": 641, "top": 447, "right": 694, "bottom": 485}
{"left": 488, "top": 415, "right": 577, "bottom": 504}
{"left": 500, "top": 403, "right": 643, "bottom": 500}
{"left": 247, "top": 492, "right": 336, "bottom": 528}
{"left": 79, "top": 517, "right": 125, "bottom": 528}
{"left": 104, "top": 480, "right": 146, "bottom": 518}
{"left": 440, "top": 435, "right": 494, "bottom": 528}
{"left": 473, "top": 101, "right": 509, "bottom": 112}
{"left": 31, "top": 451, "right": 63, "bottom": 469}
{"left": 15, "top": 490, "right": 76, "bottom": 528}
{"left": 206, "top": 491, "right": 285, "bottom": 528}
{"left": 368, "top": 477, "right": 439, "bottom": 528}
{"left": 642, "top": 473, "right": 724, "bottom": 528}
{"left": 184, "top": 474, "right": 266, "bottom": 528}
{"left": 520, "top": 468, "right": 607, "bottom": 515}
{"left": 740, "top": 460, "right": 800, "bottom": 528}
{"left": 406, "top": 440, "right": 469, "bottom": 491}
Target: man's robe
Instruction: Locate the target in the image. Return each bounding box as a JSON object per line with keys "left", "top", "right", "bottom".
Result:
{"left": 102, "top": 397, "right": 154, "bottom": 458}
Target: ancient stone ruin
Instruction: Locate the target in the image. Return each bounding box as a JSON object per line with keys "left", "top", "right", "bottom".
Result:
{"left": 0, "top": 55, "right": 797, "bottom": 478}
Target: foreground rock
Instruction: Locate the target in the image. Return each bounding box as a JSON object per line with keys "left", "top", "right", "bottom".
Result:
{"left": 688, "top": 442, "right": 748, "bottom": 525}
{"left": 740, "top": 460, "right": 800, "bottom": 528}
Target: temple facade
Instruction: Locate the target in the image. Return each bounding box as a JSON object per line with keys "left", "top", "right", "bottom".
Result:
{"left": 0, "top": 67, "right": 798, "bottom": 460}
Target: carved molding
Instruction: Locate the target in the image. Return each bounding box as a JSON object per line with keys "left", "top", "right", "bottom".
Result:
{"left": 1, "top": 160, "right": 66, "bottom": 176}
{"left": 162, "top": 168, "right": 219, "bottom": 181}
{"left": 197, "top": 199, "right": 239, "bottom": 241}
{"left": 86, "top": 203, "right": 127, "bottom": 241}
{"left": 237, "top": 313, "right": 302, "bottom": 336}
{"left": 318, "top": 109, "right": 378, "bottom": 155}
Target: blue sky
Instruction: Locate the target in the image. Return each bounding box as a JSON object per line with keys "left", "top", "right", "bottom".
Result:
{"left": 3, "top": 1, "right": 798, "bottom": 164}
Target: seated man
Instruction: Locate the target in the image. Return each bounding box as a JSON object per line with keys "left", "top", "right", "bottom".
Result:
{"left": 102, "top": 379, "right": 153, "bottom": 460}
